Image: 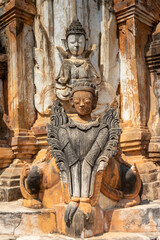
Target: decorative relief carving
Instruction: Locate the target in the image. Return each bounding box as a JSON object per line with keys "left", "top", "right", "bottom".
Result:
{"left": 55, "top": 17, "right": 100, "bottom": 102}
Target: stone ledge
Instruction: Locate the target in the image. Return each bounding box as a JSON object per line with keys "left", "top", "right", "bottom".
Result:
{"left": 0, "top": 232, "right": 159, "bottom": 240}
{"left": 0, "top": 200, "right": 160, "bottom": 238}
{"left": 105, "top": 200, "right": 160, "bottom": 233}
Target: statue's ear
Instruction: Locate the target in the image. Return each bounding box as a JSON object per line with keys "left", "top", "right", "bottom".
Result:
{"left": 61, "top": 39, "right": 68, "bottom": 50}
{"left": 69, "top": 97, "right": 75, "bottom": 108}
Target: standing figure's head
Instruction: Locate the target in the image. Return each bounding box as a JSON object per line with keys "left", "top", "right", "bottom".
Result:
{"left": 70, "top": 81, "right": 98, "bottom": 116}
{"left": 66, "top": 17, "right": 86, "bottom": 57}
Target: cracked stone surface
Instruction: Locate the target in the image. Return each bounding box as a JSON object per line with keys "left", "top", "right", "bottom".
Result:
{"left": 0, "top": 200, "right": 160, "bottom": 239}
{"left": 0, "top": 233, "right": 160, "bottom": 240}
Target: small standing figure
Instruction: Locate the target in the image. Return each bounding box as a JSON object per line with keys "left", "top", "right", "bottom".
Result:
{"left": 55, "top": 17, "right": 100, "bottom": 101}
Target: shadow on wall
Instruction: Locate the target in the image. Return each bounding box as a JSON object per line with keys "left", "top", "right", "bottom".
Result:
{"left": 0, "top": 105, "right": 9, "bottom": 140}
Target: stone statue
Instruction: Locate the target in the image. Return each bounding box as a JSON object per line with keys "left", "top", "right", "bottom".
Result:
{"left": 20, "top": 17, "right": 142, "bottom": 235}
{"left": 55, "top": 17, "right": 100, "bottom": 102}
{"left": 20, "top": 81, "right": 142, "bottom": 226}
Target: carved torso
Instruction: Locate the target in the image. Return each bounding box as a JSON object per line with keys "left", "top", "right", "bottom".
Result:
{"left": 58, "top": 119, "right": 108, "bottom": 166}
{"left": 55, "top": 59, "right": 99, "bottom": 101}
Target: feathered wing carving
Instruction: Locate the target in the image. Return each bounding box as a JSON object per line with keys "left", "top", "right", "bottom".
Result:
{"left": 47, "top": 99, "right": 68, "bottom": 170}
{"left": 102, "top": 108, "right": 121, "bottom": 158}
{"left": 100, "top": 108, "right": 141, "bottom": 202}
{"left": 90, "top": 108, "right": 122, "bottom": 206}
{"left": 47, "top": 100, "right": 70, "bottom": 203}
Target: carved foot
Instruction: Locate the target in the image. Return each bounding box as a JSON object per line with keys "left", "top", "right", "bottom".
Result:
{"left": 23, "top": 199, "right": 43, "bottom": 209}
{"left": 116, "top": 195, "right": 140, "bottom": 208}
{"left": 79, "top": 198, "right": 92, "bottom": 220}
{"left": 64, "top": 197, "right": 80, "bottom": 225}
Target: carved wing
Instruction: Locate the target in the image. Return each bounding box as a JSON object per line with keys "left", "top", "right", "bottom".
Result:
{"left": 102, "top": 108, "right": 121, "bottom": 158}
{"left": 47, "top": 99, "right": 68, "bottom": 171}
{"left": 56, "top": 46, "right": 68, "bottom": 60}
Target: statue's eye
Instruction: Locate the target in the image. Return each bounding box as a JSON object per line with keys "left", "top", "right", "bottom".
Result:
{"left": 73, "top": 100, "right": 79, "bottom": 104}
{"left": 85, "top": 100, "right": 91, "bottom": 104}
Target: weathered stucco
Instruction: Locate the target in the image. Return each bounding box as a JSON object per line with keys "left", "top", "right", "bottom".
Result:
{"left": 33, "top": 0, "right": 119, "bottom": 117}
{"left": 0, "top": 0, "right": 159, "bottom": 218}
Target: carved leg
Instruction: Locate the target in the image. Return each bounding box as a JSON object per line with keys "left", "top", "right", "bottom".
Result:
{"left": 64, "top": 162, "right": 80, "bottom": 224}
{"left": 80, "top": 161, "right": 92, "bottom": 219}
{"left": 71, "top": 162, "right": 80, "bottom": 197}
{"left": 64, "top": 197, "right": 80, "bottom": 225}
{"left": 81, "top": 160, "right": 92, "bottom": 197}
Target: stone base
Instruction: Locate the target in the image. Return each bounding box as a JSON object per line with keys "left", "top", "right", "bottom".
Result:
{"left": 0, "top": 160, "right": 24, "bottom": 201}
{"left": 137, "top": 162, "right": 160, "bottom": 201}
{"left": 0, "top": 200, "right": 56, "bottom": 236}
{"left": 0, "top": 232, "right": 159, "bottom": 240}
{"left": 0, "top": 200, "right": 160, "bottom": 238}
{"left": 148, "top": 136, "right": 160, "bottom": 163}
{"left": 0, "top": 186, "right": 21, "bottom": 202}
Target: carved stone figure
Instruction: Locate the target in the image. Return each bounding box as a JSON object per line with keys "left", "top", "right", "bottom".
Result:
{"left": 20, "top": 81, "right": 142, "bottom": 226}
{"left": 55, "top": 17, "right": 100, "bottom": 102}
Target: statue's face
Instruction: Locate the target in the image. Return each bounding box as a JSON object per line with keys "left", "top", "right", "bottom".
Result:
{"left": 73, "top": 91, "right": 93, "bottom": 116}
{"left": 67, "top": 34, "right": 85, "bottom": 56}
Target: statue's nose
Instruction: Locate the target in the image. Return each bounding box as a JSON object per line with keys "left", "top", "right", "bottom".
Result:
{"left": 75, "top": 41, "right": 79, "bottom": 47}
{"left": 80, "top": 101, "right": 84, "bottom": 107}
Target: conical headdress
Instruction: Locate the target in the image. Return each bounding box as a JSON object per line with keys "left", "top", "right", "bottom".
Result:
{"left": 66, "top": 17, "right": 86, "bottom": 38}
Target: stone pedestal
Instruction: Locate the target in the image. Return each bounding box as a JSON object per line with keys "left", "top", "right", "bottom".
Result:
{"left": 0, "top": 200, "right": 160, "bottom": 238}
{"left": 0, "top": 160, "right": 24, "bottom": 201}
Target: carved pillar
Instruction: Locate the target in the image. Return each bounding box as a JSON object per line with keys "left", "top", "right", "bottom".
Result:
{"left": 114, "top": 0, "right": 160, "bottom": 163}
{"left": 1, "top": 0, "right": 37, "bottom": 162}
{"left": 0, "top": 0, "right": 37, "bottom": 201}
{"left": 146, "top": 23, "right": 160, "bottom": 163}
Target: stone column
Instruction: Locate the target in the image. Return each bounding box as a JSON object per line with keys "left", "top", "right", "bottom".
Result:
{"left": 114, "top": 0, "right": 160, "bottom": 164}
{"left": 0, "top": 0, "right": 37, "bottom": 201}
{"left": 146, "top": 23, "right": 160, "bottom": 163}
{"left": 2, "top": 0, "right": 37, "bottom": 162}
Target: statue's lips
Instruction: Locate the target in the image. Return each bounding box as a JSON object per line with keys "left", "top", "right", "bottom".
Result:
{"left": 77, "top": 108, "right": 90, "bottom": 114}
